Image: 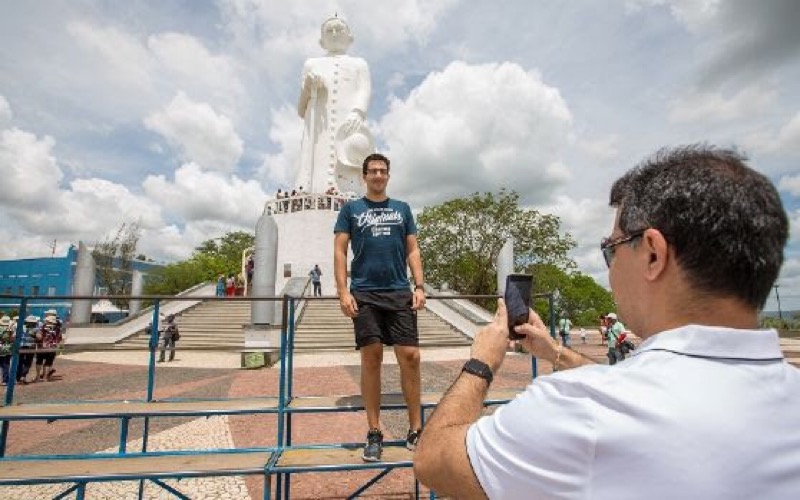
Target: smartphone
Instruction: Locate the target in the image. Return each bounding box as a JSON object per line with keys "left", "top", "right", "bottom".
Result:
{"left": 505, "top": 274, "right": 533, "bottom": 340}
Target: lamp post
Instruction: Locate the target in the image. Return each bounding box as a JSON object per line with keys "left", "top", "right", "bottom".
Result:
{"left": 773, "top": 284, "right": 783, "bottom": 326}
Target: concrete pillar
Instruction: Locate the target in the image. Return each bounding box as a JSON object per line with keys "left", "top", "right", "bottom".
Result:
{"left": 252, "top": 209, "right": 279, "bottom": 325}
{"left": 496, "top": 237, "right": 514, "bottom": 294}
{"left": 71, "top": 241, "right": 96, "bottom": 324}
{"left": 129, "top": 270, "right": 143, "bottom": 316}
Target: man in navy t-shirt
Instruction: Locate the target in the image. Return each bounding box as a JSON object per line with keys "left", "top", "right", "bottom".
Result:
{"left": 334, "top": 152, "right": 426, "bottom": 462}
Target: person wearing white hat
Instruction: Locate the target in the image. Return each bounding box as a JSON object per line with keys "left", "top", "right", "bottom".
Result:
{"left": 0, "top": 315, "right": 13, "bottom": 386}
{"left": 604, "top": 312, "right": 627, "bottom": 365}
{"left": 34, "top": 315, "right": 63, "bottom": 381}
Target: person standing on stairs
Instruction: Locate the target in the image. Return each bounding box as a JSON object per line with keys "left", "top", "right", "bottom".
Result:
{"left": 334, "top": 152, "right": 427, "bottom": 463}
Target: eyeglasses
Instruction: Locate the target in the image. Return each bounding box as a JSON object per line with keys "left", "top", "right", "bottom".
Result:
{"left": 366, "top": 168, "right": 389, "bottom": 176}
{"left": 600, "top": 229, "right": 646, "bottom": 268}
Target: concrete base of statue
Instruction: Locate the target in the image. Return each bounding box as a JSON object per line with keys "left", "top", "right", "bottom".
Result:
{"left": 242, "top": 325, "right": 282, "bottom": 368}
{"left": 267, "top": 194, "right": 351, "bottom": 296}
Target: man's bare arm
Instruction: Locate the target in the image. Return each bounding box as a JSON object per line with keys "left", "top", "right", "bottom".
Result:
{"left": 334, "top": 232, "right": 357, "bottom": 317}
{"left": 414, "top": 372, "right": 489, "bottom": 499}
{"left": 414, "top": 303, "right": 515, "bottom": 498}
{"left": 405, "top": 234, "right": 426, "bottom": 310}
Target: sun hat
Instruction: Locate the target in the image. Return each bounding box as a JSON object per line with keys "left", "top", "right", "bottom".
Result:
{"left": 606, "top": 313, "right": 618, "bottom": 320}
{"left": 25, "top": 315, "right": 38, "bottom": 324}
{"left": 335, "top": 124, "right": 375, "bottom": 168}
{"left": 0, "top": 316, "right": 10, "bottom": 327}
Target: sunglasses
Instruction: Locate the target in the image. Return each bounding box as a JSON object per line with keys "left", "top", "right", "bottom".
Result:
{"left": 600, "top": 229, "right": 646, "bottom": 268}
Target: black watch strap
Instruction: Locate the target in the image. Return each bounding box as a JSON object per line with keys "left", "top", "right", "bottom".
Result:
{"left": 462, "top": 358, "right": 493, "bottom": 385}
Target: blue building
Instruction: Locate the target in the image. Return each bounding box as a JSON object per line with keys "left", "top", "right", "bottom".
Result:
{"left": 0, "top": 244, "right": 160, "bottom": 320}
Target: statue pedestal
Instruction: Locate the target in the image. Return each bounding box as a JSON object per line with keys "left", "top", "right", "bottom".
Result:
{"left": 242, "top": 325, "right": 282, "bottom": 367}
{"left": 267, "top": 202, "right": 345, "bottom": 296}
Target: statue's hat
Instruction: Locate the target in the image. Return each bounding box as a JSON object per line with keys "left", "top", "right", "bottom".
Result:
{"left": 335, "top": 124, "right": 374, "bottom": 168}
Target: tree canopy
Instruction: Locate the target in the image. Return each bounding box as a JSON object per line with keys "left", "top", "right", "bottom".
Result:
{"left": 145, "top": 231, "right": 254, "bottom": 295}
{"left": 417, "top": 190, "right": 614, "bottom": 325}
{"left": 528, "top": 264, "right": 615, "bottom": 327}
{"left": 417, "top": 189, "right": 576, "bottom": 298}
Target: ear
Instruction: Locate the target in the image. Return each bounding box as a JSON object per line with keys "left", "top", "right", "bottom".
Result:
{"left": 641, "top": 228, "right": 669, "bottom": 281}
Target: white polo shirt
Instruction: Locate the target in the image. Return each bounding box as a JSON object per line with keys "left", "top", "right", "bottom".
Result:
{"left": 466, "top": 325, "right": 800, "bottom": 499}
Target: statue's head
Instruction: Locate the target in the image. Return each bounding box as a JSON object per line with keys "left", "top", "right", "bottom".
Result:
{"left": 320, "top": 15, "right": 353, "bottom": 53}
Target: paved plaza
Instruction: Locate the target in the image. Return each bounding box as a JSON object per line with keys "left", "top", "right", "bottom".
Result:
{"left": 2, "top": 331, "right": 797, "bottom": 499}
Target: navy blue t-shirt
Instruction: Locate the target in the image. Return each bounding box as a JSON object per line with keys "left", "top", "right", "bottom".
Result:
{"left": 334, "top": 197, "right": 417, "bottom": 291}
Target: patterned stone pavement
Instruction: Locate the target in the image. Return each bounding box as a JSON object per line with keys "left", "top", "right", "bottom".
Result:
{"left": 1, "top": 330, "right": 794, "bottom": 498}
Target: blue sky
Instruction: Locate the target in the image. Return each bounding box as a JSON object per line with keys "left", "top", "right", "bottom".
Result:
{"left": 0, "top": 0, "right": 798, "bottom": 310}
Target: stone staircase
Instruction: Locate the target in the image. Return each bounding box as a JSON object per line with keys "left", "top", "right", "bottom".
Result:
{"left": 116, "top": 300, "right": 251, "bottom": 351}
{"left": 293, "top": 299, "right": 472, "bottom": 352}
{"left": 115, "top": 297, "right": 473, "bottom": 353}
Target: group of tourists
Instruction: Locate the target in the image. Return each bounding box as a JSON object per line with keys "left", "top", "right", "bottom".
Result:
{"left": 0, "top": 309, "right": 64, "bottom": 386}
{"left": 272, "top": 186, "right": 351, "bottom": 213}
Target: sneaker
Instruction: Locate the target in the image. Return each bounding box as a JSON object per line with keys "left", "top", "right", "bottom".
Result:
{"left": 406, "top": 429, "right": 422, "bottom": 451}
{"left": 362, "top": 429, "right": 383, "bottom": 462}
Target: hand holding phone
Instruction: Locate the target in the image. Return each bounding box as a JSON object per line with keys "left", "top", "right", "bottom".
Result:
{"left": 505, "top": 274, "right": 533, "bottom": 340}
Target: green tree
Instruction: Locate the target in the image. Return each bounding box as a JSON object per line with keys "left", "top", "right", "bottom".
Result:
{"left": 527, "top": 264, "right": 615, "bottom": 327}
{"left": 92, "top": 221, "right": 141, "bottom": 308}
{"left": 417, "top": 190, "right": 575, "bottom": 304}
{"left": 144, "top": 231, "right": 254, "bottom": 296}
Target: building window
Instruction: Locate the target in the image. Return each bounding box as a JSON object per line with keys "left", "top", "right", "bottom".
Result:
{"left": 47, "top": 286, "right": 56, "bottom": 296}
{"left": 18, "top": 286, "right": 25, "bottom": 295}
{"left": 284, "top": 263, "right": 292, "bottom": 278}
{"left": 31, "top": 286, "right": 40, "bottom": 296}
{"left": 4, "top": 287, "right": 11, "bottom": 294}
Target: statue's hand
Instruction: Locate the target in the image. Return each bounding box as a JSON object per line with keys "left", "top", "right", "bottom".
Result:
{"left": 342, "top": 111, "right": 364, "bottom": 135}
{"left": 304, "top": 72, "right": 322, "bottom": 92}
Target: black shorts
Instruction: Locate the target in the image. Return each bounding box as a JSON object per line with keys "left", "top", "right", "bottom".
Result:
{"left": 352, "top": 290, "right": 418, "bottom": 349}
{"left": 35, "top": 352, "right": 56, "bottom": 366}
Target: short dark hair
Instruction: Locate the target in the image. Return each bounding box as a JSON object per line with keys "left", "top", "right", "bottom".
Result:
{"left": 362, "top": 153, "right": 390, "bottom": 175}
{"left": 610, "top": 144, "right": 788, "bottom": 309}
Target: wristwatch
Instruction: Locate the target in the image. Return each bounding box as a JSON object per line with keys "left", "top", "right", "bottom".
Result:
{"left": 461, "top": 358, "right": 493, "bottom": 385}
{"left": 414, "top": 283, "right": 425, "bottom": 290}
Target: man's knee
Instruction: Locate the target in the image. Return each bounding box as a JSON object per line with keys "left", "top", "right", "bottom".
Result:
{"left": 360, "top": 343, "right": 384, "bottom": 369}
{"left": 395, "top": 346, "right": 420, "bottom": 367}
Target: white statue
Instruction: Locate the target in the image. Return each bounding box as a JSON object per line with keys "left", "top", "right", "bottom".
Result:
{"left": 296, "top": 15, "right": 374, "bottom": 195}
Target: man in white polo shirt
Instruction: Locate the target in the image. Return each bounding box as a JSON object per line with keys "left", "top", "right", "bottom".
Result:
{"left": 414, "top": 145, "right": 799, "bottom": 498}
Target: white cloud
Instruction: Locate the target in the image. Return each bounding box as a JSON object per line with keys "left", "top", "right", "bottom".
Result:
{"left": 625, "top": 0, "right": 722, "bottom": 32}
{"left": 747, "top": 111, "right": 800, "bottom": 156}
{"left": 147, "top": 32, "right": 244, "bottom": 116}
{"left": 218, "top": 0, "right": 459, "bottom": 67}
{"left": 258, "top": 104, "right": 303, "bottom": 189}
{"left": 0, "top": 95, "right": 11, "bottom": 127}
{"left": 578, "top": 135, "right": 620, "bottom": 164}
{"left": 0, "top": 131, "right": 166, "bottom": 258}
{"left": 145, "top": 92, "right": 244, "bottom": 172}
{"left": 669, "top": 84, "right": 777, "bottom": 123}
{"left": 142, "top": 162, "right": 267, "bottom": 225}
{"left": 67, "top": 21, "right": 155, "bottom": 94}
{"left": 381, "top": 61, "right": 573, "bottom": 207}
{"left": 0, "top": 128, "right": 62, "bottom": 209}
{"left": 779, "top": 174, "right": 800, "bottom": 197}
{"left": 539, "top": 195, "right": 616, "bottom": 288}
